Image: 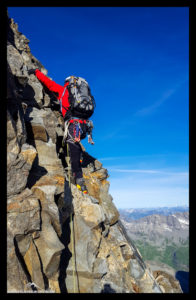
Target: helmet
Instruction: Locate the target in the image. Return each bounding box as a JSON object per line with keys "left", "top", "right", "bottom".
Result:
{"left": 64, "top": 75, "right": 75, "bottom": 85}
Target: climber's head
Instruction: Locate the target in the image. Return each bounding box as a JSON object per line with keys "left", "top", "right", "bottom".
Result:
{"left": 64, "top": 76, "right": 70, "bottom": 85}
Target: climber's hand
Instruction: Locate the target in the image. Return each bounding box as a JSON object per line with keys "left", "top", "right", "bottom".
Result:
{"left": 28, "top": 69, "right": 37, "bottom": 75}
{"left": 88, "top": 135, "right": 95, "bottom": 145}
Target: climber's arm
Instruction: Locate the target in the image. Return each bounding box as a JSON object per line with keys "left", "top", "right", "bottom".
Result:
{"left": 34, "top": 69, "right": 63, "bottom": 95}
{"left": 86, "top": 120, "right": 95, "bottom": 145}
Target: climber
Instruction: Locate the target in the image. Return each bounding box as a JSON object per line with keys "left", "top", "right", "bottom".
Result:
{"left": 28, "top": 68, "right": 95, "bottom": 194}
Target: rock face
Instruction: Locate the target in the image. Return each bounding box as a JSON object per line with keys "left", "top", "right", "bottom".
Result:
{"left": 7, "top": 13, "right": 182, "bottom": 293}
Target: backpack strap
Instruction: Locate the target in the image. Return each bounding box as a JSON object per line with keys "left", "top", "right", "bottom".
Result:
{"left": 59, "top": 86, "right": 67, "bottom": 113}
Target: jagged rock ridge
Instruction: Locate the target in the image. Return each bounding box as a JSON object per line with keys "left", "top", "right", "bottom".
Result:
{"left": 7, "top": 13, "right": 182, "bottom": 293}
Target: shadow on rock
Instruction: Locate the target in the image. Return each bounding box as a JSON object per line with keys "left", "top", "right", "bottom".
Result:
{"left": 58, "top": 180, "right": 74, "bottom": 293}
{"left": 22, "top": 82, "right": 41, "bottom": 108}
{"left": 13, "top": 237, "right": 38, "bottom": 293}
{"left": 101, "top": 284, "right": 116, "bottom": 293}
{"left": 26, "top": 155, "right": 48, "bottom": 189}
{"left": 176, "top": 271, "right": 189, "bottom": 293}
{"left": 81, "top": 151, "right": 97, "bottom": 170}
{"left": 58, "top": 217, "right": 72, "bottom": 293}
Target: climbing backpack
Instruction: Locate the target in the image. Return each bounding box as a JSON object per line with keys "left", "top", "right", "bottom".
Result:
{"left": 65, "top": 76, "right": 95, "bottom": 120}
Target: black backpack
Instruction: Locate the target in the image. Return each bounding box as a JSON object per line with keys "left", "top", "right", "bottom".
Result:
{"left": 65, "top": 76, "right": 95, "bottom": 120}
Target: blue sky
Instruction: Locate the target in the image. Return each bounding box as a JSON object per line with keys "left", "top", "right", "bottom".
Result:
{"left": 7, "top": 7, "right": 189, "bottom": 208}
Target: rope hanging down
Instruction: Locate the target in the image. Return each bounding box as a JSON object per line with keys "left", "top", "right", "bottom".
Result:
{"left": 66, "top": 142, "right": 78, "bottom": 293}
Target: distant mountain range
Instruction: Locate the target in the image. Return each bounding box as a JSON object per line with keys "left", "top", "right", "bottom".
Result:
{"left": 119, "top": 206, "right": 189, "bottom": 275}
{"left": 121, "top": 211, "right": 189, "bottom": 244}
{"left": 119, "top": 206, "right": 189, "bottom": 220}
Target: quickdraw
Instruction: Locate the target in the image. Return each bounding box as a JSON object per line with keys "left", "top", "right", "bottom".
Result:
{"left": 73, "top": 121, "right": 82, "bottom": 142}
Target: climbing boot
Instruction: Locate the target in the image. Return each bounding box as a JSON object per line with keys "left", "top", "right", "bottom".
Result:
{"left": 76, "top": 177, "right": 88, "bottom": 194}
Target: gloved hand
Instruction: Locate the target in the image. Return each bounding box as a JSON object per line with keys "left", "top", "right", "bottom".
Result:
{"left": 28, "top": 69, "right": 37, "bottom": 75}
{"left": 88, "top": 135, "right": 95, "bottom": 145}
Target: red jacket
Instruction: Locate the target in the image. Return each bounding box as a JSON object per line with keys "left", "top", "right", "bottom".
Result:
{"left": 35, "top": 69, "right": 70, "bottom": 118}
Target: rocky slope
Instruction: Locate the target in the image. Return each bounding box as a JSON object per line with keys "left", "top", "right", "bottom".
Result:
{"left": 7, "top": 13, "right": 182, "bottom": 293}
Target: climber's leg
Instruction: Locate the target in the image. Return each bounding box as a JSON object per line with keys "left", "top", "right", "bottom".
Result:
{"left": 67, "top": 141, "right": 88, "bottom": 194}
{"left": 67, "top": 141, "right": 83, "bottom": 179}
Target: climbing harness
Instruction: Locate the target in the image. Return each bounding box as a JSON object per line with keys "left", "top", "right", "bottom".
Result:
{"left": 62, "top": 120, "right": 82, "bottom": 145}
{"left": 62, "top": 118, "right": 94, "bottom": 147}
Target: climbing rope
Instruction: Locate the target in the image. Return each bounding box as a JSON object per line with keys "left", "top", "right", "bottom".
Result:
{"left": 66, "top": 142, "right": 78, "bottom": 293}
{"left": 70, "top": 212, "right": 77, "bottom": 293}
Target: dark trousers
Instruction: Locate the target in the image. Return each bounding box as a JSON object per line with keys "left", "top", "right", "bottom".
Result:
{"left": 67, "top": 141, "right": 83, "bottom": 179}
{"left": 66, "top": 122, "right": 87, "bottom": 179}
